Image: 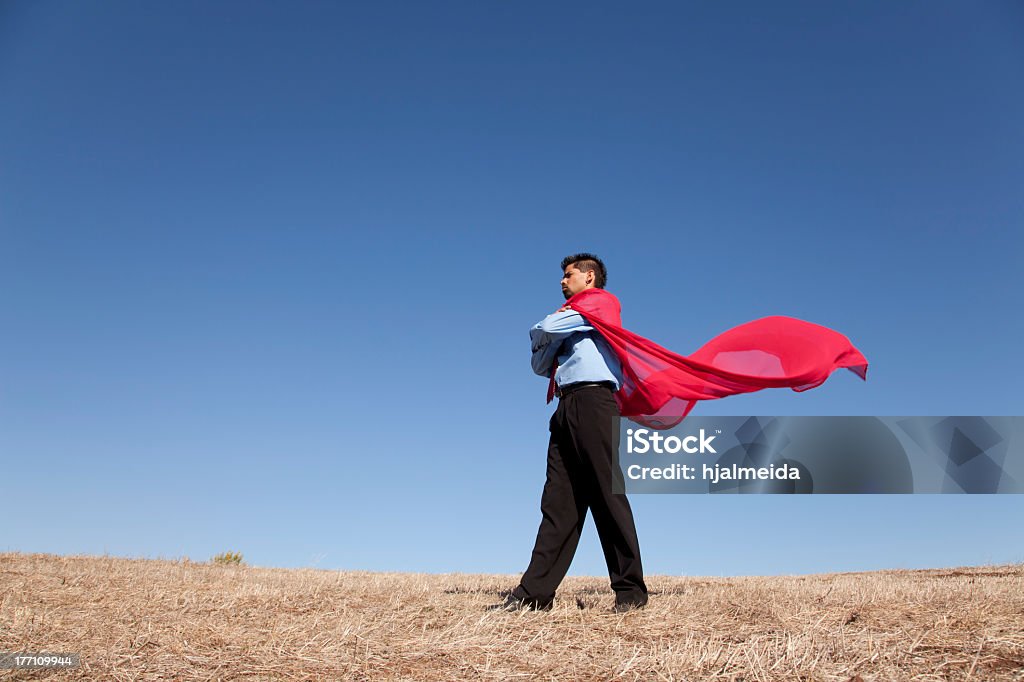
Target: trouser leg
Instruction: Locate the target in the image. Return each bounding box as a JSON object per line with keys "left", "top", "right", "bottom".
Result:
{"left": 565, "top": 388, "right": 648, "bottom": 603}
{"left": 515, "top": 404, "right": 589, "bottom": 603}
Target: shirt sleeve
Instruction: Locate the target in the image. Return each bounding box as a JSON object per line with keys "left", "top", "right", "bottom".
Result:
{"left": 529, "top": 310, "right": 594, "bottom": 377}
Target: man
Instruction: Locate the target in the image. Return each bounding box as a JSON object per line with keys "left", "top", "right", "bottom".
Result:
{"left": 488, "top": 253, "right": 649, "bottom": 614}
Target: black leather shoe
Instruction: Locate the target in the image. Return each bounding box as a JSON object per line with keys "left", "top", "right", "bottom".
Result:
{"left": 486, "top": 594, "right": 553, "bottom": 612}
{"left": 611, "top": 597, "right": 648, "bottom": 613}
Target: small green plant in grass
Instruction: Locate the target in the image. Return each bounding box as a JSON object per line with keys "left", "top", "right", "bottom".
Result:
{"left": 211, "top": 550, "right": 244, "bottom": 566}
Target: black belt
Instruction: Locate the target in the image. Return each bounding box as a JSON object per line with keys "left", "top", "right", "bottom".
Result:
{"left": 556, "top": 381, "right": 616, "bottom": 398}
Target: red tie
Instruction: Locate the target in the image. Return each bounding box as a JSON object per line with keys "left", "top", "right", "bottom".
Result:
{"left": 546, "top": 361, "right": 558, "bottom": 404}
{"left": 545, "top": 305, "right": 568, "bottom": 403}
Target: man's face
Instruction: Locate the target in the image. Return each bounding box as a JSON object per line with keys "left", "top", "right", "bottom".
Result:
{"left": 561, "top": 265, "right": 593, "bottom": 299}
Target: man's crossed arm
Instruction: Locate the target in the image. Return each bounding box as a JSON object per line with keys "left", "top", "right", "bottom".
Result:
{"left": 530, "top": 306, "right": 594, "bottom": 377}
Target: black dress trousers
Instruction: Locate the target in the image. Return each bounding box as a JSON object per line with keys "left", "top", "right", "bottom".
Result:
{"left": 513, "top": 384, "right": 648, "bottom": 605}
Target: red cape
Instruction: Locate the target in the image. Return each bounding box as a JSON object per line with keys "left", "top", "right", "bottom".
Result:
{"left": 547, "top": 288, "right": 868, "bottom": 429}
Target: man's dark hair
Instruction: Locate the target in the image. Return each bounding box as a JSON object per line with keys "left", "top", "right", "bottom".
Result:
{"left": 561, "top": 252, "right": 608, "bottom": 289}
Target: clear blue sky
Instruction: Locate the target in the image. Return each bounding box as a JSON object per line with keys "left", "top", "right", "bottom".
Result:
{"left": 2, "top": 1, "right": 1022, "bottom": 578}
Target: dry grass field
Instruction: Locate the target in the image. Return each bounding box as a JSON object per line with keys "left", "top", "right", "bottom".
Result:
{"left": 1, "top": 552, "right": 1022, "bottom": 681}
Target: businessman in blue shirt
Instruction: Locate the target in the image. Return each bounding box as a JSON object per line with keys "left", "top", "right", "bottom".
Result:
{"left": 489, "top": 253, "right": 649, "bottom": 613}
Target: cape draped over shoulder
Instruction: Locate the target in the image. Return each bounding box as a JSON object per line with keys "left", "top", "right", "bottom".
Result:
{"left": 547, "top": 288, "right": 868, "bottom": 429}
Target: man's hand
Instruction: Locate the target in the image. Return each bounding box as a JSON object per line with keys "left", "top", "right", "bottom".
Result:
{"left": 557, "top": 304, "right": 572, "bottom": 313}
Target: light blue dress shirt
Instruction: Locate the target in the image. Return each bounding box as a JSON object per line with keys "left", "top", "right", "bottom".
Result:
{"left": 530, "top": 310, "right": 623, "bottom": 391}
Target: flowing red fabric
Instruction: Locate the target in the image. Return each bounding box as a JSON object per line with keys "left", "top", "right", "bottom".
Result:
{"left": 545, "top": 288, "right": 868, "bottom": 429}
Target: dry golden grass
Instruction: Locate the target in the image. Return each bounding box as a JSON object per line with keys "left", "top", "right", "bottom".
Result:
{"left": 1, "top": 552, "right": 1022, "bottom": 681}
